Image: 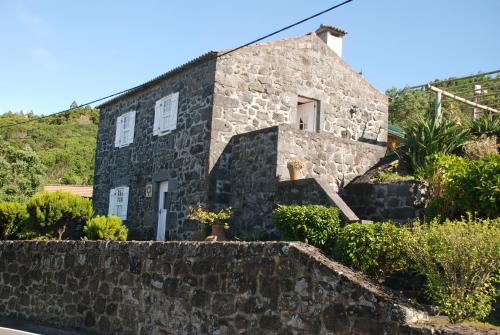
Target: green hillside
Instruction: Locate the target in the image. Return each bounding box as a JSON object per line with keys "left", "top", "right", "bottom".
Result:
{"left": 0, "top": 104, "right": 99, "bottom": 185}
{"left": 387, "top": 72, "right": 499, "bottom": 128}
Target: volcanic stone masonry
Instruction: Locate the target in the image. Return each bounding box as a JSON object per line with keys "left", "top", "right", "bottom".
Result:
{"left": 1, "top": 241, "right": 492, "bottom": 335}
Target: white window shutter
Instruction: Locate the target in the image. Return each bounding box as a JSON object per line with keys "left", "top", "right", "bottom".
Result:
{"left": 114, "top": 116, "right": 123, "bottom": 147}
{"left": 127, "top": 111, "right": 136, "bottom": 145}
{"left": 108, "top": 188, "right": 116, "bottom": 216}
{"left": 121, "top": 186, "right": 129, "bottom": 220}
{"left": 168, "top": 92, "right": 179, "bottom": 131}
{"left": 153, "top": 100, "right": 162, "bottom": 136}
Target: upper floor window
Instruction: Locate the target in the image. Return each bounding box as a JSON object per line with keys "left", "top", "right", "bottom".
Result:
{"left": 297, "top": 96, "right": 318, "bottom": 133}
{"left": 108, "top": 186, "right": 129, "bottom": 220}
{"left": 154, "top": 92, "right": 179, "bottom": 136}
{"left": 115, "top": 111, "right": 136, "bottom": 148}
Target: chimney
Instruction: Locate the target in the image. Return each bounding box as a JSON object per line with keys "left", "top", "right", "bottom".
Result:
{"left": 315, "top": 24, "right": 347, "bottom": 58}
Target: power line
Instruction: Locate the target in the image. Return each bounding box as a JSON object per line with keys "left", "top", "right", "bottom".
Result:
{"left": 0, "top": 0, "right": 353, "bottom": 131}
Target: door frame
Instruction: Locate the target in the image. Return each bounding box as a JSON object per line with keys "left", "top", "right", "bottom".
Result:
{"left": 156, "top": 181, "right": 169, "bottom": 241}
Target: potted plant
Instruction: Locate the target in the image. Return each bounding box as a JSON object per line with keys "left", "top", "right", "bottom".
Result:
{"left": 287, "top": 159, "right": 304, "bottom": 180}
{"left": 188, "top": 205, "right": 232, "bottom": 241}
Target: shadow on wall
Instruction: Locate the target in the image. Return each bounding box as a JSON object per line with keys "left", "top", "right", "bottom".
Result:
{"left": 207, "top": 127, "right": 280, "bottom": 238}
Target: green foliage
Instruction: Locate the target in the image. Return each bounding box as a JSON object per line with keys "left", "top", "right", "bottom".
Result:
{"left": 469, "top": 113, "right": 500, "bottom": 135}
{"left": 424, "top": 154, "right": 499, "bottom": 219}
{"left": 387, "top": 74, "right": 499, "bottom": 130}
{"left": 0, "top": 106, "right": 99, "bottom": 185}
{"left": 0, "top": 202, "right": 28, "bottom": 239}
{"left": 0, "top": 142, "right": 46, "bottom": 202}
{"left": 273, "top": 205, "right": 341, "bottom": 251}
{"left": 406, "top": 217, "right": 500, "bottom": 323}
{"left": 188, "top": 205, "right": 232, "bottom": 227}
{"left": 386, "top": 88, "right": 433, "bottom": 129}
{"left": 372, "top": 170, "right": 414, "bottom": 183}
{"left": 333, "top": 222, "right": 411, "bottom": 278}
{"left": 83, "top": 215, "right": 128, "bottom": 241}
{"left": 403, "top": 118, "right": 470, "bottom": 174}
{"left": 26, "top": 191, "right": 93, "bottom": 240}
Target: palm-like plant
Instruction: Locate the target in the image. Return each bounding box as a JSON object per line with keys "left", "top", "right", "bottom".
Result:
{"left": 403, "top": 118, "right": 470, "bottom": 174}
{"left": 469, "top": 113, "right": 500, "bottom": 135}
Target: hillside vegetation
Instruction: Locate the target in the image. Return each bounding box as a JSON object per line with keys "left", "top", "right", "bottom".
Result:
{"left": 387, "top": 73, "right": 499, "bottom": 128}
{"left": 0, "top": 104, "right": 99, "bottom": 186}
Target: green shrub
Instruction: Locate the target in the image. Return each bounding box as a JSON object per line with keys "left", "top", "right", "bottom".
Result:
{"left": 83, "top": 215, "right": 128, "bottom": 241}
{"left": 469, "top": 112, "right": 500, "bottom": 135}
{"left": 406, "top": 217, "right": 500, "bottom": 323}
{"left": 333, "top": 222, "right": 411, "bottom": 278}
{"left": 403, "top": 118, "right": 470, "bottom": 174}
{"left": 0, "top": 202, "right": 28, "bottom": 239}
{"left": 273, "top": 205, "right": 341, "bottom": 251}
{"left": 188, "top": 205, "right": 232, "bottom": 228}
{"left": 424, "top": 154, "right": 499, "bottom": 219}
{"left": 26, "top": 190, "right": 93, "bottom": 240}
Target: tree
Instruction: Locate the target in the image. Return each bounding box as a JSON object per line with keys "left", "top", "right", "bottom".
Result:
{"left": 0, "top": 142, "right": 46, "bottom": 202}
{"left": 386, "top": 87, "right": 433, "bottom": 128}
{"left": 0, "top": 105, "right": 99, "bottom": 185}
{"left": 26, "top": 190, "right": 93, "bottom": 240}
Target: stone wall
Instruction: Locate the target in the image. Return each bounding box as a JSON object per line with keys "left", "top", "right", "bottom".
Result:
{"left": 209, "top": 125, "right": 383, "bottom": 235}
{"left": 276, "top": 178, "right": 359, "bottom": 222}
{"left": 210, "top": 33, "right": 388, "bottom": 171}
{"left": 209, "top": 127, "right": 279, "bottom": 236}
{"left": 277, "top": 126, "right": 387, "bottom": 192}
{"left": 0, "top": 241, "right": 429, "bottom": 335}
{"left": 93, "top": 57, "right": 217, "bottom": 240}
{"left": 341, "top": 181, "right": 424, "bottom": 223}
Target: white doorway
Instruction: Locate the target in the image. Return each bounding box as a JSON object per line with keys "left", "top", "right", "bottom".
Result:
{"left": 297, "top": 97, "right": 318, "bottom": 132}
{"left": 156, "top": 181, "right": 169, "bottom": 241}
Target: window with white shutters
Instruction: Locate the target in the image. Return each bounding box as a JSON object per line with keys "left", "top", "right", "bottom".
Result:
{"left": 108, "top": 186, "right": 129, "bottom": 220}
{"left": 114, "top": 111, "right": 136, "bottom": 148}
{"left": 153, "top": 92, "right": 179, "bottom": 136}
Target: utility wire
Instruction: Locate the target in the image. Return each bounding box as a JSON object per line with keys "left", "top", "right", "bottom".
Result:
{"left": 0, "top": 0, "right": 353, "bottom": 130}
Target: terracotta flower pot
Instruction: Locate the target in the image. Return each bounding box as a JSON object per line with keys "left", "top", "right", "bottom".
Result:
{"left": 287, "top": 165, "right": 302, "bottom": 181}
{"left": 206, "top": 224, "right": 227, "bottom": 241}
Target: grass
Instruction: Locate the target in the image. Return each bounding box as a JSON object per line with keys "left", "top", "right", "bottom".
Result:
{"left": 372, "top": 170, "right": 414, "bottom": 183}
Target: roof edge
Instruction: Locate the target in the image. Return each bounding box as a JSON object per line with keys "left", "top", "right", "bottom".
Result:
{"left": 97, "top": 51, "right": 218, "bottom": 109}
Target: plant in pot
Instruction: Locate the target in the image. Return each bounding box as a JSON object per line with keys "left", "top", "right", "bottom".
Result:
{"left": 287, "top": 159, "right": 305, "bottom": 180}
{"left": 188, "top": 205, "right": 232, "bottom": 241}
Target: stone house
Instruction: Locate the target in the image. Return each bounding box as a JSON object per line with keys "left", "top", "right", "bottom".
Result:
{"left": 93, "top": 25, "right": 388, "bottom": 240}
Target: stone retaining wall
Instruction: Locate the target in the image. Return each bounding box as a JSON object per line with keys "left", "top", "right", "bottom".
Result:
{"left": 0, "top": 241, "right": 429, "bottom": 335}
{"left": 341, "top": 181, "right": 424, "bottom": 223}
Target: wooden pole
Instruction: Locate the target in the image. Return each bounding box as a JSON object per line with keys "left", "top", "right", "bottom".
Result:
{"left": 427, "top": 84, "right": 499, "bottom": 114}
{"left": 435, "top": 91, "right": 442, "bottom": 125}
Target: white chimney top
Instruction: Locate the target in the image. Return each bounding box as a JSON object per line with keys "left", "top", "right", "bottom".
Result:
{"left": 315, "top": 24, "right": 347, "bottom": 58}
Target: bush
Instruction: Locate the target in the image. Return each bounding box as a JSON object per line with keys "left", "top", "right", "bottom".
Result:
{"left": 463, "top": 135, "right": 497, "bottom": 160}
{"left": 469, "top": 113, "right": 500, "bottom": 135}
{"left": 0, "top": 202, "right": 28, "bottom": 239}
{"left": 26, "top": 191, "right": 93, "bottom": 240}
{"left": 83, "top": 215, "right": 128, "bottom": 241}
{"left": 333, "top": 222, "right": 411, "bottom": 278}
{"left": 273, "top": 205, "right": 341, "bottom": 251}
{"left": 424, "top": 154, "right": 499, "bottom": 219}
{"left": 403, "top": 118, "right": 470, "bottom": 174}
{"left": 188, "top": 205, "right": 232, "bottom": 228}
{"left": 406, "top": 217, "right": 500, "bottom": 323}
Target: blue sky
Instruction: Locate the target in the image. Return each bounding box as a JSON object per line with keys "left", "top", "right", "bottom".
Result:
{"left": 1, "top": 0, "right": 499, "bottom": 115}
